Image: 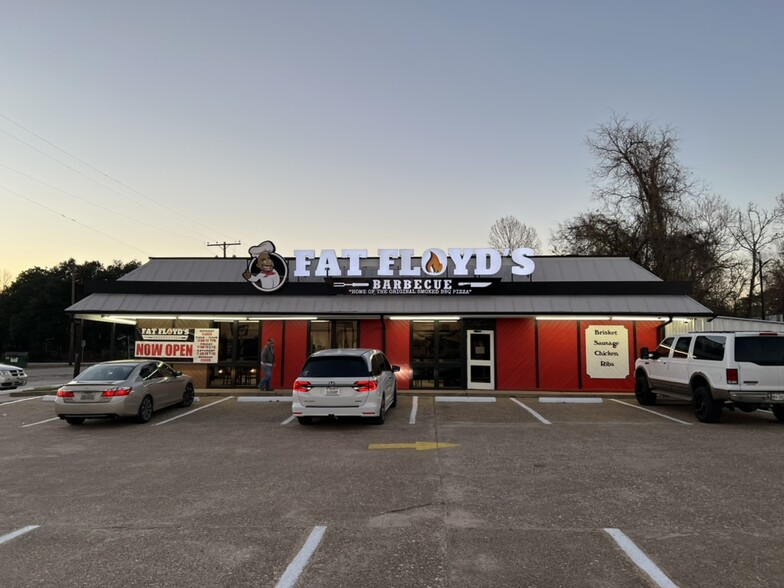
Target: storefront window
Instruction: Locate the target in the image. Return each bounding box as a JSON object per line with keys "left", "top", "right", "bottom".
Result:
{"left": 218, "top": 323, "right": 234, "bottom": 361}
{"left": 210, "top": 322, "right": 259, "bottom": 387}
{"left": 309, "top": 320, "right": 358, "bottom": 353}
{"left": 237, "top": 323, "right": 260, "bottom": 361}
{"left": 412, "top": 322, "right": 435, "bottom": 361}
{"left": 335, "top": 321, "right": 357, "bottom": 348}
{"left": 310, "top": 322, "right": 331, "bottom": 353}
{"left": 210, "top": 365, "right": 233, "bottom": 387}
{"left": 411, "top": 320, "right": 463, "bottom": 389}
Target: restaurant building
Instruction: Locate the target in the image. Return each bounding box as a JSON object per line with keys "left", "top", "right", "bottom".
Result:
{"left": 66, "top": 241, "right": 713, "bottom": 393}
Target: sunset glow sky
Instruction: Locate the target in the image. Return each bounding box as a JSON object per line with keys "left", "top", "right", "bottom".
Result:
{"left": 2, "top": 1, "right": 782, "bottom": 280}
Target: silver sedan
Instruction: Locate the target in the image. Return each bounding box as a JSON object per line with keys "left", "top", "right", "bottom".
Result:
{"left": 55, "top": 360, "right": 194, "bottom": 425}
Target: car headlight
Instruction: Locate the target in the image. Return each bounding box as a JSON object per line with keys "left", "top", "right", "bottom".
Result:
{"left": 0, "top": 370, "right": 10, "bottom": 376}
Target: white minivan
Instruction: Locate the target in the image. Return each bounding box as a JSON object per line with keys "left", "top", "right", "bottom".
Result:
{"left": 292, "top": 348, "right": 399, "bottom": 425}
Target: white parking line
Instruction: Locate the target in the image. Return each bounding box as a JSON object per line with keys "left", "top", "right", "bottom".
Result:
{"left": 281, "top": 415, "right": 296, "bottom": 426}
{"left": 275, "top": 525, "right": 327, "bottom": 588}
{"left": 539, "top": 397, "right": 603, "bottom": 404}
{"left": 510, "top": 398, "right": 551, "bottom": 425}
{"left": 409, "top": 396, "right": 418, "bottom": 424}
{"left": 604, "top": 528, "right": 678, "bottom": 588}
{"left": 0, "top": 525, "right": 39, "bottom": 545}
{"left": 20, "top": 417, "right": 60, "bottom": 428}
{"left": 435, "top": 396, "right": 496, "bottom": 403}
{"left": 237, "top": 396, "right": 292, "bottom": 403}
{"left": 609, "top": 399, "right": 693, "bottom": 425}
{"left": 0, "top": 397, "right": 38, "bottom": 405}
{"left": 152, "top": 396, "right": 234, "bottom": 426}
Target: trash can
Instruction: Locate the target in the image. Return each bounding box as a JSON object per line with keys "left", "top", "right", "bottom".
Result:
{"left": 2, "top": 352, "right": 28, "bottom": 368}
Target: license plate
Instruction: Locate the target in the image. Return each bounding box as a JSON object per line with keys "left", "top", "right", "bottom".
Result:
{"left": 771, "top": 393, "right": 784, "bottom": 401}
{"left": 81, "top": 392, "right": 95, "bottom": 401}
{"left": 325, "top": 387, "right": 339, "bottom": 396}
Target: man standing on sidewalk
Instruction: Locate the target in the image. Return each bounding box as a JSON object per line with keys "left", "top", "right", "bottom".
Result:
{"left": 259, "top": 339, "right": 275, "bottom": 391}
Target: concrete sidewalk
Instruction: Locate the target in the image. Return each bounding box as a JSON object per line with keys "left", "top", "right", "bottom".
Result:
{"left": 2, "top": 363, "right": 634, "bottom": 400}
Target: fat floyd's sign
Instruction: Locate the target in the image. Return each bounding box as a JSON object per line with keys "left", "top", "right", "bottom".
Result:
{"left": 245, "top": 240, "right": 537, "bottom": 295}
{"left": 294, "top": 247, "right": 536, "bottom": 278}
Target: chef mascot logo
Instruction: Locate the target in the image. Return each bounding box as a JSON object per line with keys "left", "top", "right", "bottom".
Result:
{"left": 242, "top": 241, "right": 288, "bottom": 292}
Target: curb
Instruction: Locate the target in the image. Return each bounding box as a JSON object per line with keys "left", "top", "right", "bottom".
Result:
{"left": 4, "top": 387, "right": 635, "bottom": 400}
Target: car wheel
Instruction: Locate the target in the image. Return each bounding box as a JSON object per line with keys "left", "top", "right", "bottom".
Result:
{"left": 137, "top": 395, "right": 153, "bottom": 423}
{"left": 694, "top": 385, "right": 722, "bottom": 423}
{"left": 390, "top": 385, "right": 397, "bottom": 408}
{"left": 634, "top": 374, "right": 657, "bottom": 406}
{"left": 771, "top": 405, "right": 784, "bottom": 423}
{"left": 297, "top": 416, "right": 313, "bottom": 425}
{"left": 65, "top": 417, "right": 85, "bottom": 425}
{"left": 374, "top": 394, "right": 386, "bottom": 425}
{"left": 179, "top": 382, "right": 195, "bottom": 407}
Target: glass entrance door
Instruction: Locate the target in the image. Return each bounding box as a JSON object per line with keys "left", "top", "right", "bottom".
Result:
{"left": 467, "top": 330, "right": 494, "bottom": 390}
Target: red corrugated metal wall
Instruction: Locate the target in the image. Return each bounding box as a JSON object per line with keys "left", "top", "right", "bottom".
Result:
{"left": 635, "top": 322, "right": 662, "bottom": 357}
{"left": 537, "top": 320, "right": 580, "bottom": 391}
{"left": 384, "top": 319, "right": 411, "bottom": 390}
{"left": 359, "top": 320, "right": 383, "bottom": 350}
{"left": 496, "top": 318, "right": 537, "bottom": 390}
{"left": 282, "top": 321, "right": 308, "bottom": 389}
{"left": 268, "top": 318, "right": 661, "bottom": 393}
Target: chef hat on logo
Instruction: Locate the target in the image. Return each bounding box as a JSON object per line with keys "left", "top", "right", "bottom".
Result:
{"left": 249, "top": 241, "right": 275, "bottom": 257}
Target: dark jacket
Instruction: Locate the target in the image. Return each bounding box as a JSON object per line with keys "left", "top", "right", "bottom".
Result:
{"left": 261, "top": 344, "right": 274, "bottom": 365}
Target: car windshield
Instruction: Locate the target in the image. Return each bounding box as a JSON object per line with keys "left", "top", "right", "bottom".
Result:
{"left": 735, "top": 337, "right": 784, "bottom": 366}
{"left": 301, "top": 357, "right": 370, "bottom": 378}
{"left": 77, "top": 364, "right": 136, "bottom": 381}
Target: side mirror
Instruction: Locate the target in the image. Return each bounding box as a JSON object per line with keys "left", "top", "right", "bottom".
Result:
{"left": 640, "top": 347, "right": 650, "bottom": 360}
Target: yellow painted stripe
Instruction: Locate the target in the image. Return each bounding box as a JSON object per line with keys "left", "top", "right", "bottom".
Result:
{"left": 368, "top": 442, "right": 459, "bottom": 451}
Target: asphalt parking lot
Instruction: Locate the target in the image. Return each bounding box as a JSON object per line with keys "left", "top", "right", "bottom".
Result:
{"left": 2, "top": 391, "right": 783, "bottom": 587}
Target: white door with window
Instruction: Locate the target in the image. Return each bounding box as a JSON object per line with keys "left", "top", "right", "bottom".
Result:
{"left": 467, "top": 330, "right": 494, "bottom": 390}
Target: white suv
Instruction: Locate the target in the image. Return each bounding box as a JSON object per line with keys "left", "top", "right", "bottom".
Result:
{"left": 634, "top": 331, "right": 784, "bottom": 423}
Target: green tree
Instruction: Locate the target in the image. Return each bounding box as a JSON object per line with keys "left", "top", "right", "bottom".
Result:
{"left": 0, "top": 259, "right": 140, "bottom": 361}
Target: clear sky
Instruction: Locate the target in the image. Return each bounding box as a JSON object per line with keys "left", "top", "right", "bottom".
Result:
{"left": 2, "top": 1, "right": 782, "bottom": 280}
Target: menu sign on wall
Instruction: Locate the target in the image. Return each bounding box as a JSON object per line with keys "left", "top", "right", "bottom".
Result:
{"left": 193, "top": 328, "right": 219, "bottom": 364}
{"left": 585, "top": 325, "right": 629, "bottom": 379}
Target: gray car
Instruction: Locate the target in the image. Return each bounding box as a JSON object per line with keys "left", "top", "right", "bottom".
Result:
{"left": 55, "top": 360, "right": 194, "bottom": 425}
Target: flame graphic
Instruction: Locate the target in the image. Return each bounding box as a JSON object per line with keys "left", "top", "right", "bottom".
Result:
{"left": 425, "top": 252, "right": 443, "bottom": 274}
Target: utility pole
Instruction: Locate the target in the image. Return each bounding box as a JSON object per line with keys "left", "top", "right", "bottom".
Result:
{"left": 207, "top": 241, "right": 241, "bottom": 258}
{"left": 68, "top": 262, "right": 76, "bottom": 366}
{"left": 759, "top": 253, "right": 766, "bottom": 320}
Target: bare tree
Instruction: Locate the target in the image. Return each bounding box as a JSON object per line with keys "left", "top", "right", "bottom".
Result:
{"left": 0, "top": 269, "right": 12, "bottom": 292}
{"left": 551, "top": 114, "right": 746, "bottom": 313}
{"left": 489, "top": 216, "right": 541, "bottom": 252}
{"left": 584, "top": 114, "right": 704, "bottom": 277}
{"left": 728, "top": 201, "right": 784, "bottom": 317}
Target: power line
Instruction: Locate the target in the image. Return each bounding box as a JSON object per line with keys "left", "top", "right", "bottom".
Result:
{"left": 0, "top": 112, "right": 237, "bottom": 241}
{"left": 0, "top": 184, "right": 152, "bottom": 257}
{"left": 0, "top": 162, "right": 201, "bottom": 244}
